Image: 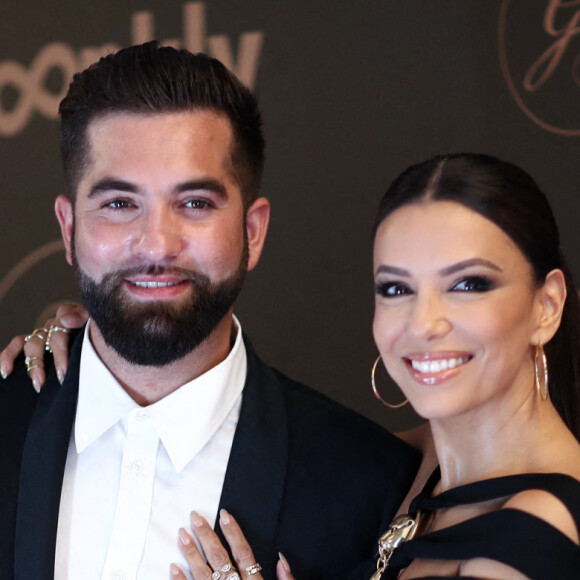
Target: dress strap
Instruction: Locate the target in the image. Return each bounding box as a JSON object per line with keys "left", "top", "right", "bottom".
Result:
{"left": 410, "top": 472, "right": 580, "bottom": 533}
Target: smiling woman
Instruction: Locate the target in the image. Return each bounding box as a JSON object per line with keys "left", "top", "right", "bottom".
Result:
{"left": 371, "top": 153, "right": 580, "bottom": 579}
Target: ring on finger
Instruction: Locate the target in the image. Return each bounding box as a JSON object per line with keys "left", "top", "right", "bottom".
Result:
{"left": 24, "top": 328, "right": 48, "bottom": 343}
{"left": 25, "top": 356, "right": 43, "bottom": 373}
{"left": 212, "top": 572, "right": 221, "bottom": 580}
{"left": 245, "top": 563, "right": 262, "bottom": 575}
{"left": 45, "top": 325, "right": 70, "bottom": 353}
{"left": 225, "top": 574, "right": 240, "bottom": 580}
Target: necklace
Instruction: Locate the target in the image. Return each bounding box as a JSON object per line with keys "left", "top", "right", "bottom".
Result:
{"left": 370, "top": 511, "right": 422, "bottom": 579}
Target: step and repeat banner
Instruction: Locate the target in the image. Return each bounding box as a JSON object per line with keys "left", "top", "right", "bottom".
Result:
{"left": 1, "top": 0, "right": 579, "bottom": 431}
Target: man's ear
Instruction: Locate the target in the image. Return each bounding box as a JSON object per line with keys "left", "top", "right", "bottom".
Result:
{"left": 245, "top": 197, "right": 270, "bottom": 271}
{"left": 531, "top": 268, "right": 567, "bottom": 346}
{"left": 54, "top": 195, "right": 74, "bottom": 266}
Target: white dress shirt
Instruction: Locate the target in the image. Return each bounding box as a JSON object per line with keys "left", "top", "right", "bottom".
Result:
{"left": 55, "top": 318, "right": 247, "bottom": 580}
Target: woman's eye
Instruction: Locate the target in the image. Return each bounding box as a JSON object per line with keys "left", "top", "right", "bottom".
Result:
{"left": 375, "top": 282, "right": 412, "bottom": 298}
{"left": 450, "top": 276, "right": 494, "bottom": 293}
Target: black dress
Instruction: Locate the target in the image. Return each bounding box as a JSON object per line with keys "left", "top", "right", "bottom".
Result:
{"left": 381, "top": 468, "right": 580, "bottom": 579}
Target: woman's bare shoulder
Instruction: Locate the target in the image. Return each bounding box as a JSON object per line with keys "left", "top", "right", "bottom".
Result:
{"left": 504, "top": 475, "right": 580, "bottom": 544}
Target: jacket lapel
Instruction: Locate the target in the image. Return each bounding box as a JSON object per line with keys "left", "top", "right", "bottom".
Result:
{"left": 14, "top": 333, "right": 83, "bottom": 580}
{"left": 217, "top": 338, "right": 289, "bottom": 574}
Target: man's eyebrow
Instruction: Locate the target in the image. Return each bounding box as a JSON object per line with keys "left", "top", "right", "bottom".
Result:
{"left": 87, "top": 178, "right": 229, "bottom": 199}
{"left": 88, "top": 179, "right": 138, "bottom": 198}
{"left": 440, "top": 258, "right": 503, "bottom": 276}
{"left": 173, "top": 179, "right": 228, "bottom": 199}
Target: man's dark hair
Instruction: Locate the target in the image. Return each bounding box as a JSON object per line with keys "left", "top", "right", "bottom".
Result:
{"left": 59, "top": 41, "right": 264, "bottom": 209}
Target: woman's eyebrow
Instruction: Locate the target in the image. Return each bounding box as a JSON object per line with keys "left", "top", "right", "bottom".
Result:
{"left": 440, "top": 258, "right": 503, "bottom": 276}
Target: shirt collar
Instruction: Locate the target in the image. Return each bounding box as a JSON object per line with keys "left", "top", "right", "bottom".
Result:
{"left": 75, "top": 317, "right": 247, "bottom": 473}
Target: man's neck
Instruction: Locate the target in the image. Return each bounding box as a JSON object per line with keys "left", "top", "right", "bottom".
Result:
{"left": 87, "top": 313, "right": 236, "bottom": 406}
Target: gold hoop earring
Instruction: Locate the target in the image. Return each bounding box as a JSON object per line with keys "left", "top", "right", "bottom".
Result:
{"left": 371, "top": 356, "right": 408, "bottom": 409}
{"left": 534, "top": 344, "right": 549, "bottom": 401}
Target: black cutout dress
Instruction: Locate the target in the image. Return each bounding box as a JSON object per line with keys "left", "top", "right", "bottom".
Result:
{"left": 382, "top": 468, "right": 580, "bottom": 579}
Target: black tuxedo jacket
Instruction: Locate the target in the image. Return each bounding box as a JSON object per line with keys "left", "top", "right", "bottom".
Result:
{"left": 0, "top": 331, "right": 420, "bottom": 579}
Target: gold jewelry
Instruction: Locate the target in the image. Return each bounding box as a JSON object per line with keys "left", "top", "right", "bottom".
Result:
{"left": 371, "top": 356, "right": 408, "bottom": 409}
{"left": 25, "top": 356, "right": 43, "bottom": 373}
{"left": 534, "top": 343, "right": 549, "bottom": 401}
{"left": 24, "top": 327, "right": 48, "bottom": 343}
{"left": 370, "top": 512, "right": 422, "bottom": 579}
{"left": 45, "top": 325, "right": 70, "bottom": 353}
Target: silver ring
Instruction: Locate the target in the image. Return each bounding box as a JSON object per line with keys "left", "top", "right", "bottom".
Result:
{"left": 220, "top": 564, "right": 232, "bottom": 573}
{"left": 245, "top": 563, "right": 262, "bottom": 575}
{"left": 212, "top": 572, "right": 221, "bottom": 580}
{"left": 225, "top": 574, "right": 240, "bottom": 580}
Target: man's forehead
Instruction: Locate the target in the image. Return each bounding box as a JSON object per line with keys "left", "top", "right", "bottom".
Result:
{"left": 81, "top": 109, "right": 236, "bottom": 175}
{"left": 75, "top": 109, "right": 242, "bottom": 203}
{"left": 86, "top": 109, "right": 234, "bottom": 141}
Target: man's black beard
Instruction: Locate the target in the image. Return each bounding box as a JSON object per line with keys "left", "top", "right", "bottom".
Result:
{"left": 73, "top": 249, "right": 248, "bottom": 367}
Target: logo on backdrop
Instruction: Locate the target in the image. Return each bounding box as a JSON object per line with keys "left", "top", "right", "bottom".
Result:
{"left": 0, "top": 2, "right": 264, "bottom": 137}
{"left": 499, "top": 0, "right": 580, "bottom": 136}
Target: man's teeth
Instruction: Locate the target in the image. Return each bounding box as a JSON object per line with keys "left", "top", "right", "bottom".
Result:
{"left": 131, "top": 281, "right": 181, "bottom": 288}
{"left": 411, "top": 357, "right": 469, "bottom": 374}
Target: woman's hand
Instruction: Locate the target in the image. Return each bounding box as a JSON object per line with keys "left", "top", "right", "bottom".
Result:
{"left": 0, "top": 302, "right": 88, "bottom": 391}
{"left": 171, "top": 509, "right": 295, "bottom": 580}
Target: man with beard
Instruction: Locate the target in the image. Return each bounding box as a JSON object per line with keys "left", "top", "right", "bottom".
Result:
{"left": 0, "top": 42, "right": 420, "bottom": 580}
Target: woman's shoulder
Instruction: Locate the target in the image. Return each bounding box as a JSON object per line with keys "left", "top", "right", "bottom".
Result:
{"left": 502, "top": 471, "right": 580, "bottom": 544}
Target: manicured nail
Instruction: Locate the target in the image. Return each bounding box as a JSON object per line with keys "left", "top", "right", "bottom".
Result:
{"left": 220, "top": 508, "right": 231, "bottom": 525}
{"left": 190, "top": 511, "right": 204, "bottom": 528}
{"left": 170, "top": 563, "right": 181, "bottom": 576}
{"left": 57, "top": 368, "right": 64, "bottom": 384}
{"left": 32, "top": 377, "right": 41, "bottom": 393}
{"left": 60, "top": 315, "right": 75, "bottom": 326}
{"left": 0, "top": 366, "right": 7, "bottom": 380}
{"left": 279, "top": 552, "right": 291, "bottom": 573}
{"left": 178, "top": 528, "right": 191, "bottom": 545}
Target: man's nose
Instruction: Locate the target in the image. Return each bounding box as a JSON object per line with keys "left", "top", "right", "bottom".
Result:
{"left": 131, "top": 206, "right": 184, "bottom": 262}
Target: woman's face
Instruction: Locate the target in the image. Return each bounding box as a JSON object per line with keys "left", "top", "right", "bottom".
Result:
{"left": 373, "top": 200, "right": 546, "bottom": 420}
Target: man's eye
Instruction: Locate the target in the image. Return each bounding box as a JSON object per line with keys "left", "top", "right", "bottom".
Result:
{"left": 450, "top": 276, "right": 494, "bottom": 293}
{"left": 104, "top": 199, "right": 133, "bottom": 210}
{"left": 375, "top": 282, "right": 412, "bottom": 298}
{"left": 184, "top": 199, "right": 210, "bottom": 209}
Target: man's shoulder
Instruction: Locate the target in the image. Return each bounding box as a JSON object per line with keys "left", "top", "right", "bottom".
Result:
{"left": 0, "top": 353, "right": 38, "bottom": 414}
{"left": 278, "top": 366, "right": 416, "bottom": 454}
{"left": 245, "top": 342, "right": 419, "bottom": 464}
{"left": 0, "top": 354, "right": 39, "bottom": 479}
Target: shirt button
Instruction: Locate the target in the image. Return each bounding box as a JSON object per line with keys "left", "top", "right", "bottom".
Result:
{"left": 136, "top": 409, "right": 149, "bottom": 421}
{"left": 132, "top": 460, "right": 144, "bottom": 475}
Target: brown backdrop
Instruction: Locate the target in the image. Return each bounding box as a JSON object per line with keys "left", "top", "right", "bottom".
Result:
{"left": 1, "top": 0, "right": 579, "bottom": 432}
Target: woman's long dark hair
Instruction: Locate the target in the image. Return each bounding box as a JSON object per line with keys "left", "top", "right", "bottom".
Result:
{"left": 374, "top": 153, "right": 580, "bottom": 440}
